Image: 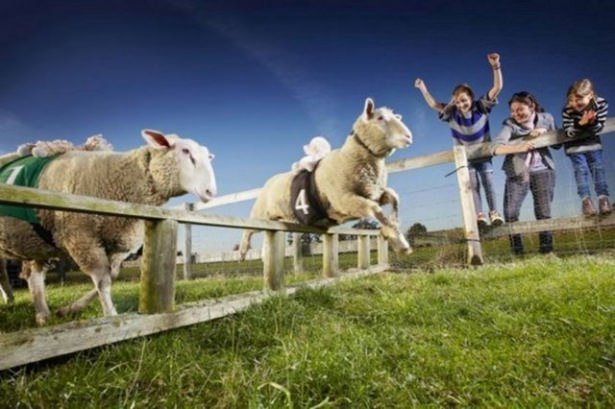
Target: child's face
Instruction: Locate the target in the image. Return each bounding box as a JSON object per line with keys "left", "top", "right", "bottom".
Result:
{"left": 454, "top": 92, "right": 472, "bottom": 114}
{"left": 510, "top": 101, "right": 534, "bottom": 124}
{"left": 568, "top": 93, "right": 594, "bottom": 112}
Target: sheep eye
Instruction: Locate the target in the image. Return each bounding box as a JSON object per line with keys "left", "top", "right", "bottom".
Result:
{"left": 182, "top": 148, "right": 190, "bottom": 154}
{"left": 377, "top": 116, "right": 384, "bottom": 120}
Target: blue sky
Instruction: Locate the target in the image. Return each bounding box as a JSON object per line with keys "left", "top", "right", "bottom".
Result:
{"left": 1, "top": 0, "right": 615, "bottom": 253}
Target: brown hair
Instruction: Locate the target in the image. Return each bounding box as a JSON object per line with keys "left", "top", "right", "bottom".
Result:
{"left": 452, "top": 84, "right": 474, "bottom": 100}
{"left": 508, "top": 91, "right": 544, "bottom": 113}
{"left": 566, "top": 78, "right": 596, "bottom": 101}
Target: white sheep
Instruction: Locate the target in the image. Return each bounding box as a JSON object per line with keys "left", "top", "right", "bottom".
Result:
{"left": 291, "top": 136, "right": 331, "bottom": 172}
{"left": 0, "top": 129, "right": 216, "bottom": 325}
{"left": 239, "top": 98, "right": 412, "bottom": 259}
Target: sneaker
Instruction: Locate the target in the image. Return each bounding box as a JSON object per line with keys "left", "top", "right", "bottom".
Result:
{"left": 598, "top": 195, "right": 612, "bottom": 215}
{"left": 477, "top": 212, "right": 489, "bottom": 229}
{"left": 582, "top": 197, "right": 597, "bottom": 217}
{"left": 489, "top": 210, "right": 504, "bottom": 227}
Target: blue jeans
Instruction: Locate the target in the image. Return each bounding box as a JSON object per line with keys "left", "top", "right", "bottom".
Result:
{"left": 568, "top": 150, "right": 609, "bottom": 198}
{"left": 469, "top": 159, "right": 498, "bottom": 214}
{"left": 504, "top": 169, "right": 555, "bottom": 254}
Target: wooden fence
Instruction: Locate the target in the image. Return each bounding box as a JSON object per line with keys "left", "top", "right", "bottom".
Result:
{"left": 0, "top": 183, "right": 384, "bottom": 370}
{"left": 1, "top": 118, "right": 614, "bottom": 370}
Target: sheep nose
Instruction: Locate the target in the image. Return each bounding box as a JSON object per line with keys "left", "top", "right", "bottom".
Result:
{"left": 206, "top": 188, "right": 216, "bottom": 198}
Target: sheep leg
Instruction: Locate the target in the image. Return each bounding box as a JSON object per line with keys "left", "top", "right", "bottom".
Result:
{"left": 378, "top": 188, "right": 400, "bottom": 225}
{"left": 341, "top": 194, "right": 411, "bottom": 255}
{"left": 63, "top": 242, "right": 117, "bottom": 316}
{"left": 56, "top": 289, "right": 99, "bottom": 317}
{"left": 239, "top": 229, "right": 257, "bottom": 261}
{"left": 23, "top": 261, "right": 51, "bottom": 325}
{"left": 0, "top": 259, "right": 14, "bottom": 304}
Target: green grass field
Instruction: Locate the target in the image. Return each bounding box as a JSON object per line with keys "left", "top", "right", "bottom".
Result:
{"left": 1, "top": 253, "right": 614, "bottom": 408}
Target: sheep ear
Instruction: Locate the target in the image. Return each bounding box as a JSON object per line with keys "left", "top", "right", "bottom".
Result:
{"left": 142, "top": 129, "right": 173, "bottom": 150}
{"left": 363, "top": 98, "right": 375, "bottom": 121}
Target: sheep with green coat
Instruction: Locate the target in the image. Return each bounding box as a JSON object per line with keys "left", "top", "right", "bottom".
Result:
{"left": 0, "top": 130, "right": 217, "bottom": 325}
{"left": 239, "top": 98, "right": 413, "bottom": 260}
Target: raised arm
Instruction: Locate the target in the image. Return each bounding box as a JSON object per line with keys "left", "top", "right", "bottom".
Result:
{"left": 487, "top": 53, "right": 503, "bottom": 101}
{"left": 414, "top": 78, "right": 445, "bottom": 112}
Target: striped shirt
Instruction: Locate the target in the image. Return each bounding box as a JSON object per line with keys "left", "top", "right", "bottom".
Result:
{"left": 439, "top": 95, "right": 497, "bottom": 146}
{"left": 562, "top": 96, "right": 608, "bottom": 154}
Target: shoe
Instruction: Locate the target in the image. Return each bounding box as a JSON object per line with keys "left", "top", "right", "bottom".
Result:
{"left": 477, "top": 212, "right": 488, "bottom": 229}
{"left": 489, "top": 210, "right": 504, "bottom": 227}
{"left": 598, "top": 195, "right": 612, "bottom": 215}
{"left": 581, "top": 197, "right": 597, "bottom": 217}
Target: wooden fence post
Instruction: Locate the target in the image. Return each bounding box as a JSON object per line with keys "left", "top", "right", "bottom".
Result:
{"left": 183, "top": 203, "right": 193, "bottom": 280}
{"left": 263, "top": 230, "right": 285, "bottom": 291}
{"left": 292, "top": 232, "right": 304, "bottom": 273}
{"left": 139, "top": 219, "right": 178, "bottom": 314}
{"left": 323, "top": 233, "right": 339, "bottom": 277}
{"left": 357, "top": 235, "right": 370, "bottom": 269}
{"left": 453, "top": 145, "right": 484, "bottom": 265}
{"left": 377, "top": 234, "right": 388, "bottom": 265}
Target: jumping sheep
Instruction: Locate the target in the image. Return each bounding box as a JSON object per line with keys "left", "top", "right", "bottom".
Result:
{"left": 0, "top": 130, "right": 216, "bottom": 325}
{"left": 239, "top": 98, "right": 412, "bottom": 259}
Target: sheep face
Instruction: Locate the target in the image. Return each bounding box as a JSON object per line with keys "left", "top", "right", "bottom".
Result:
{"left": 362, "top": 98, "right": 413, "bottom": 150}
{"left": 142, "top": 130, "right": 217, "bottom": 203}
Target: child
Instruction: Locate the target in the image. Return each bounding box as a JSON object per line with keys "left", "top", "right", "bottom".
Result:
{"left": 562, "top": 79, "right": 611, "bottom": 216}
{"left": 491, "top": 91, "right": 557, "bottom": 255}
{"left": 415, "top": 53, "right": 504, "bottom": 227}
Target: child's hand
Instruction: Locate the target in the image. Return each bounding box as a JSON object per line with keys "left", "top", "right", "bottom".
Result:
{"left": 487, "top": 53, "right": 500, "bottom": 67}
{"left": 579, "top": 110, "right": 596, "bottom": 126}
{"left": 414, "top": 78, "right": 425, "bottom": 90}
{"left": 528, "top": 128, "right": 547, "bottom": 138}
{"left": 515, "top": 141, "right": 535, "bottom": 153}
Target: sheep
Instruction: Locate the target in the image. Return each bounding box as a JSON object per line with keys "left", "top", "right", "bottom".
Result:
{"left": 0, "top": 136, "right": 114, "bottom": 307}
{"left": 0, "top": 129, "right": 216, "bottom": 325}
{"left": 239, "top": 98, "right": 412, "bottom": 260}
{"left": 291, "top": 136, "right": 332, "bottom": 172}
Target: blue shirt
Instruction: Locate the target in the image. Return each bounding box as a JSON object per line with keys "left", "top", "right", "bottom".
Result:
{"left": 439, "top": 95, "right": 497, "bottom": 145}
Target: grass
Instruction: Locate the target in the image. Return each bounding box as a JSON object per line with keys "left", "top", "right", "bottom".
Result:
{"left": 1, "top": 254, "right": 614, "bottom": 408}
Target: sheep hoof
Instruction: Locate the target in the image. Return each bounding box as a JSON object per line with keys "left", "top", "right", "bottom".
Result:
{"left": 35, "top": 312, "right": 49, "bottom": 326}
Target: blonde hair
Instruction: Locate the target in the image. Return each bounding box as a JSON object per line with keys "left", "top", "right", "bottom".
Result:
{"left": 566, "top": 78, "right": 596, "bottom": 101}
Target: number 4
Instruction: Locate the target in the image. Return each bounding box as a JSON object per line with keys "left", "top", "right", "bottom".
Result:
{"left": 295, "top": 189, "right": 310, "bottom": 215}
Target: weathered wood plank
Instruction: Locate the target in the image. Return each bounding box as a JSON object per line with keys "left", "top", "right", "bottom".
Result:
{"left": 453, "top": 146, "right": 483, "bottom": 266}
{"left": 377, "top": 235, "right": 388, "bottom": 265}
{"left": 263, "top": 231, "right": 285, "bottom": 291}
{"left": 182, "top": 203, "right": 193, "bottom": 280}
{"left": 322, "top": 233, "right": 339, "bottom": 277}
{"left": 0, "top": 184, "right": 382, "bottom": 238}
{"left": 0, "top": 266, "right": 389, "bottom": 371}
{"left": 292, "top": 232, "right": 304, "bottom": 274}
{"left": 357, "top": 235, "right": 370, "bottom": 269}
{"left": 483, "top": 212, "right": 615, "bottom": 238}
{"left": 139, "top": 220, "right": 178, "bottom": 314}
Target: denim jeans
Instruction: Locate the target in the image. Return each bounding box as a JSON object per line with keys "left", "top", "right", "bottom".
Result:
{"left": 568, "top": 150, "right": 609, "bottom": 198}
{"left": 504, "top": 169, "right": 555, "bottom": 254}
{"left": 469, "top": 159, "right": 498, "bottom": 214}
